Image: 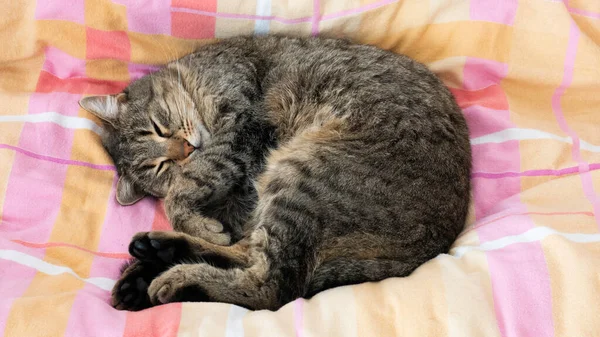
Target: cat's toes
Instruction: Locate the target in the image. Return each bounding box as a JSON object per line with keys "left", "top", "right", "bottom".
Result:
{"left": 129, "top": 231, "right": 188, "bottom": 264}
{"left": 112, "top": 260, "right": 162, "bottom": 311}
{"left": 147, "top": 265, "right": 209, "bottom": 305}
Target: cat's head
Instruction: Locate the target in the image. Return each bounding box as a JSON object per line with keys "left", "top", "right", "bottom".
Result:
{"left": 80, "top": 71, "right": 211, "bottom": 205}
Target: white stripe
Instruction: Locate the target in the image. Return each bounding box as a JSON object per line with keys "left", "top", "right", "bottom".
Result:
{"left": 254, "top": 0, "right": 271, "bottom": 35}
{"left": 450, "top": 226, "right": 600, "bottom": 258}
{"left": 0, "top": 112, "right": 103, "bottom": 135}
{"left": 5, "top": 114, "right": 600, "bottom": 154}
{"left": 470, "top": 127, "right": 600, "bottom": 153}
{"left": 0, "top": 249, "right": 115, "bottom": 291}
{"left": 1, "top": 226, "right": 599, "bottom": 300}
{"left": 224, "top": 305, "right": 248, "bottom": 337}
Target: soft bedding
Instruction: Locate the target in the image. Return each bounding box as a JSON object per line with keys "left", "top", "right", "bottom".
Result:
{"left": 1, "top": 0, "right": 599, "bottom": 336}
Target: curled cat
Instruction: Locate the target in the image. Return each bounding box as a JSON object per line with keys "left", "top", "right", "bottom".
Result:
{"left": 80, "top": 35, "right": 471, "bottom": 311}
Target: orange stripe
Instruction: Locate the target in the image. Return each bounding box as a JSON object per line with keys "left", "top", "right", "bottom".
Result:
{"left": 36, "top": 71, "right": 128, "bottom": 95}
{"left": 354, "top": 262, "right": 448, "bottom": 336}
{"left": 36, "top": 20, "right": 87, "bottom": 59}
{"left": 178, "top": 302, "right": 231, "bottom": 336}
{"left": 10, "top": 240, "right": 130, "bottom": 259}
{"left": 449, "top": 84, "right": 509, "bottom": 110}
{"left": 123, "top": 303, "right": 182, "bottom": 337}
{"left": 4, "top": 274, "right": 85, "bottom": 336}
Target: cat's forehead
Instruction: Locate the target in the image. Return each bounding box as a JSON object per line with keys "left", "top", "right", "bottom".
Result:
{"left": 126, "top": 71, "right": 184, "bottom": 107}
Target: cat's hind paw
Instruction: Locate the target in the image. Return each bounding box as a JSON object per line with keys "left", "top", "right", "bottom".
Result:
{"left": 147, "top": 264, "right": 210, "bottom": 305}
{"left": 112, "top": 259, "right": 163, "bottom": 311}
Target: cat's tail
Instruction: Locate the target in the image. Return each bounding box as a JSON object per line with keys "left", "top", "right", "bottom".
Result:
{"left": 305, "top": 258, "right": 419, "bottom": 298}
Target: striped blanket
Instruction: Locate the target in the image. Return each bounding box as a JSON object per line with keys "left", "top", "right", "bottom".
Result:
{"left": 1, "top": 0, "right": 599, "bottom": 336}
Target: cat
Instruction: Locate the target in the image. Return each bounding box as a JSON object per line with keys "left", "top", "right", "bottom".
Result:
{"left": 79, "top": 35, "right": 472, "bottom": 311}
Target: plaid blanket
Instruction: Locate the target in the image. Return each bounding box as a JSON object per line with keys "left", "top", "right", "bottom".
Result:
{"left": 1, "top": 0, "right": 599, "bottom": 336}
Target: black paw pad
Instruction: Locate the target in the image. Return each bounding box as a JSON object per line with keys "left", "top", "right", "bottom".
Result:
{"left": 128, "top": 234, "right": 186, "bottom": 264}
{"left": 113, "top": 262, "right": 163, "bottom": 311}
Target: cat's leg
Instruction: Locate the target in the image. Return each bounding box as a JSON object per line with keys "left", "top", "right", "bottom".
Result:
{"left": 127, "top": 230, "right": 251, "bottom": 268}
{"left": 112, "top": 259, "right": 165, "bottom": 311}
{"left": 146, "top": 258, "right": 278, "bottom": 310}
{"left": 164, "top": 136, "right": 254, "bottom": 244}
{"left": 305, "top": 258, "right": 416, "bottom": 298}
{"left": 142, "top": 228, "right": 284, "bottom": 310}
{"left": 164, "top": 178, "right": 233, "bottom": 245}
{"left": 112, "top": 230, "right": 252, "bottom": 311}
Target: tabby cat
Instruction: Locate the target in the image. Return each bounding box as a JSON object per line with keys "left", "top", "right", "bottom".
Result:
{"left": 80, "top": 35, "right": 471, "bottom": 311}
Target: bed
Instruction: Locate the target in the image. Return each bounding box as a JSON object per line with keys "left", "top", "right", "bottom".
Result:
{"left": 1, "top": 0, "right": 599, "bottom": 336}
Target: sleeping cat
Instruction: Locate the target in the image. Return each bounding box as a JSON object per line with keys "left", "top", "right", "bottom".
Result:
{"left": 80, "top": 35, "right": 471, "bottom": 311}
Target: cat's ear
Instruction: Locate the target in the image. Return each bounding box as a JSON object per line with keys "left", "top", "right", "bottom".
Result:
{"left": 79, "top": 93, "right": 127, "bottom": 126}
{"left": 116, "top": 175, "right": 145, "bottom": 206}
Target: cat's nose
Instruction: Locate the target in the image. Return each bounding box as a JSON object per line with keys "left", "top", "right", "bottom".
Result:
{"left": 183, "top": 140, "right": 195, "bottom": 158}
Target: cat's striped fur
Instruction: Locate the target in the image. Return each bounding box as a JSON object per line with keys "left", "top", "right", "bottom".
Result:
{"left": 80, "top": 35, "right": 471, "bottom": 311}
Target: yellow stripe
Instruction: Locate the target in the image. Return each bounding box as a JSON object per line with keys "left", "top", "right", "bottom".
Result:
{"left": 128, "top": 32, "right": 215, "bottom": 65}
{"left": 244, "top": 302, "right": 296, "bottom": 337}
{"left": 544, "top": 238, "right": 600, "bottom": 335}
{"left": 4, "top": 274, "right": 85, "bottom": 336}
{"left": 178, "top": 302, "right": 230, "bottom": 337}
{"left": 354, "top": 261, "right": 448, "bottom": 336}
{"left": 439, "top": 251, "right": 501, "bottom": 337}
{"left": 37, "top": 21, "right": 87, "bottom": 59}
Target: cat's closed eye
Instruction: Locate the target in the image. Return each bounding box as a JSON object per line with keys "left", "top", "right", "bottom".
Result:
{"left": 151, "top": 119, "right": 170, "bottom": 138}
{"left": 156, "top": 160, "right": 171, "bottom": 175}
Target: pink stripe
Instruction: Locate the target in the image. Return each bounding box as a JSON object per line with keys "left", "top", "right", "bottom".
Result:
{"left": 321, "top": 0, "right": 398, "bottom": 21}
{"left": 472, "top": 163, "right": 600, "bottom": 178}
{"left": 113, "top": 0, "right": 172, "bottom": 35}
{"left": 64, "top": 283, "right": 128, "bottom": 337}
{"left": 35, "top": 0, "right": 84, "bottom": 24}
{"left": 485, "top": 242, "right": 555, "bottom": 337}
{"left": 0, "top": 93, "right": 78, "bottom": 331}
{"left": 311, "top": 0, "right": 321, "bottom": 36}
{"left": 88, "top": 176, "right": 157, "bottom": 279}
{"left": 568, "top": 6, "right": 600, "bottom": 19}
{"left": 472, "top": 141, "right": 521, "bottom": 219}
{"left": 457, "top": 37, "right": 555, "bottom": 336}
{"left": 0, "top": 260, "right": 38, "bottom": 332}
{"left": 470, "top": 0, "right": 518, "bottom": 25}
{"left": 463, "top": 105, "right": 512, "bottom": 139}
{"left": 128, "top": 63, "right": 161, "bottom": 81}
{"left": 170, "top": 7, "right": 313, "bottom": 24}
{"left": 476, "top": 199, "right": 555, "bottom": 337}
{"left": 0, "top": 144, "right": 115, "bottom": 171}
{"left": 293, "top": 298, "right": 304, "bottom": 337}
{"left": 42, "top": 47, "right": 87, "bottom": 80}
{"left": 170, "top": 0, "right": 399, "bottom": 25}
{"left": 550, "top": 22, "right": 600, "bottom": 229}
{"left": 462, "top": 58, "right": 509, "bottom": 91}
{"left": 478, "top": 201, "right": 535, "bottom": 242}
{"left": 465, "top": 210, "right": 594, "bottom": 235}
{"left": 0, "top": 134, "right": 73, "bottom": 241}
{"left": 473, "top": 142, "right": 521, "bottom": 173}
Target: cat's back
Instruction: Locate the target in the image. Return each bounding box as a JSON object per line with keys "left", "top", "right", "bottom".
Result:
{"left": 237, "top": 36, "right": 472, "bottom": 245}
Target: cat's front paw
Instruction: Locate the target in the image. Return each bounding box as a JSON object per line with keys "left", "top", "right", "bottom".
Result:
{"left": 112, "top": 260, "right": 163, "bottom": 311}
